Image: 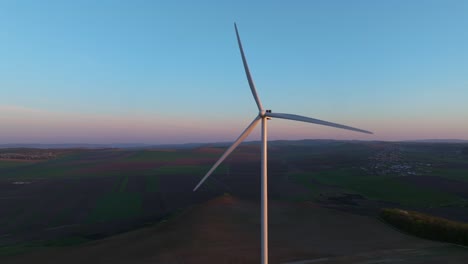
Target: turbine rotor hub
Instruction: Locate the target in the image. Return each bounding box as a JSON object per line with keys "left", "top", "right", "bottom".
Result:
{"left": 260, "top": 109, "right": 271, "bottom": 117}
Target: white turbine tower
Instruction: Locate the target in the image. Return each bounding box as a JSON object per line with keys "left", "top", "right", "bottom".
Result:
{"left": 193, "top": 23, "right": 373, "bottom": 264}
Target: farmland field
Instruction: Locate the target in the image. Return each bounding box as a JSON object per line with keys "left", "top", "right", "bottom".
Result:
{"left": 0, "top": 140, "right": 467, "bottom": 263}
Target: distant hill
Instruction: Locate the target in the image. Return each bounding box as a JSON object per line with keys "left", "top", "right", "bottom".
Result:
{"left": 403, "top": 139, "right": 468, "bottom": 143}
{"left": 0, "top": 143, "right": 109, "bottom": 149}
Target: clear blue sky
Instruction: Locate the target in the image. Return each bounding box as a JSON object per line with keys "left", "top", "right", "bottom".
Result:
{"left": 1, "top": 0, "right": 467, "bottom": 144}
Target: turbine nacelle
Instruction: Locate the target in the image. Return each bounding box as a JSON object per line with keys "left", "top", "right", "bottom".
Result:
{"left": 260, "top": 109, "right": 272, "bottom": 118}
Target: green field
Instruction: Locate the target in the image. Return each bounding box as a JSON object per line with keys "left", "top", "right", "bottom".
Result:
{"left": 0, "top": 160, "right": 37, "bottom": 169}
{"left": 86, "top": 174, "right": 141, "bottom": 223}
{"left": 125, "top": 150, "right": 216, "bottom": 162}
{"left": 87, "top": 192, "right": 142, "bottom": 223}
{"left": 0, "top": 150, "right": 219, "bottom": 180}
{"left": 291, "top": 168, "right": 464, "bottom": 207}
{"left": 430, "top": 167, "right": 468, "bottom": 182}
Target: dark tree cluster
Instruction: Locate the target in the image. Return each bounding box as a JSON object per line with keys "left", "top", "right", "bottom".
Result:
{"left": 380, "top": 208, "right": 468, "bottom": 246}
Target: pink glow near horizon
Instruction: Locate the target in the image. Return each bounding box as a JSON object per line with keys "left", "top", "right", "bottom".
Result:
{"left": 1, "top": 105, "right": 467, "bottom": 144}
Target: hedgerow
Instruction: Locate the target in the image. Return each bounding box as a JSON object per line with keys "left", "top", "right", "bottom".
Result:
{"left": 380, "top": 208, "right": 468, "bottom": 246}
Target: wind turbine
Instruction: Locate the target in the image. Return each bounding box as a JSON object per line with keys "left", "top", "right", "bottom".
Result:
{"left": 193, "top": 23, "right": 373, "bottom": 264}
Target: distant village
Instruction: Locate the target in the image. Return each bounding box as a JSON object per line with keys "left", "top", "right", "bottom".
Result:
{"left": 363, "top": 144, "right": 432, "bottom": 176}
{"left": 0, "top": 152, "right": 56, "bottom": 160}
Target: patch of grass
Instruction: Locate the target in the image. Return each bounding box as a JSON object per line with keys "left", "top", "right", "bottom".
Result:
{"left": 0, "top": 150, "right": 220, "bottom": 180}
{"left": 119, "top": 175, "right": 129, "bottom": 192}
{"left": 109, "top": 173, "right": 131, "bottom": 192}
{"left": 86, "top": 173, "right": 142, "bottom": 224}
{"left": 293, "top": 168, "right": 463, "bottom": 207}
{"left": 0, "top": 160, "right": 36, "bottom": 169}
{"left": 87, "top": 192, "right": 142, "bottom": 223}
{"left": 145, "top": 175, "right": 159, "bottom": 193}
{"left": 0, "top": 244, "right": 30, "bottom": 256}
{"left": 0, "top": 161, "right": 80, "bottom": 180}
{"left": 0, "top": 151, "right": 132, "bottom": 180}
{"left": 0, "top": 243, "right": 44, "bottom": 257}
{"left": 380, "top": 208, "right": 468, "bottom": 246}
{"left": 126, "top": 150, "right": 213, "bottom": 162}
{"left": 430, "top": 168, "right": 468, "bottom": 182}
{"left": 154, "top": 165, "right": 223, "bottom": 175}
{"left": 43, "top": 236, "right": 90, "bottom": 247}
{"left": 290, "top": 173, "right": 324, "bottom": 201}
{"left": 49, "top": 207, "right": 73, "bottom": 227}
{"left": 0, "top": 236, "right": 89, "bottom": 256}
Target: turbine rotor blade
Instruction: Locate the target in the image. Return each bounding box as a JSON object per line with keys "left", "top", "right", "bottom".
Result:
{"left": 265, "top": 112, "right": 373, "bottom": 134}
{"left": 193, "top": 116, "right": 261, "bottom": 191}
{"left": 234, "top": 23, "right": 264, "bottom": 111}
